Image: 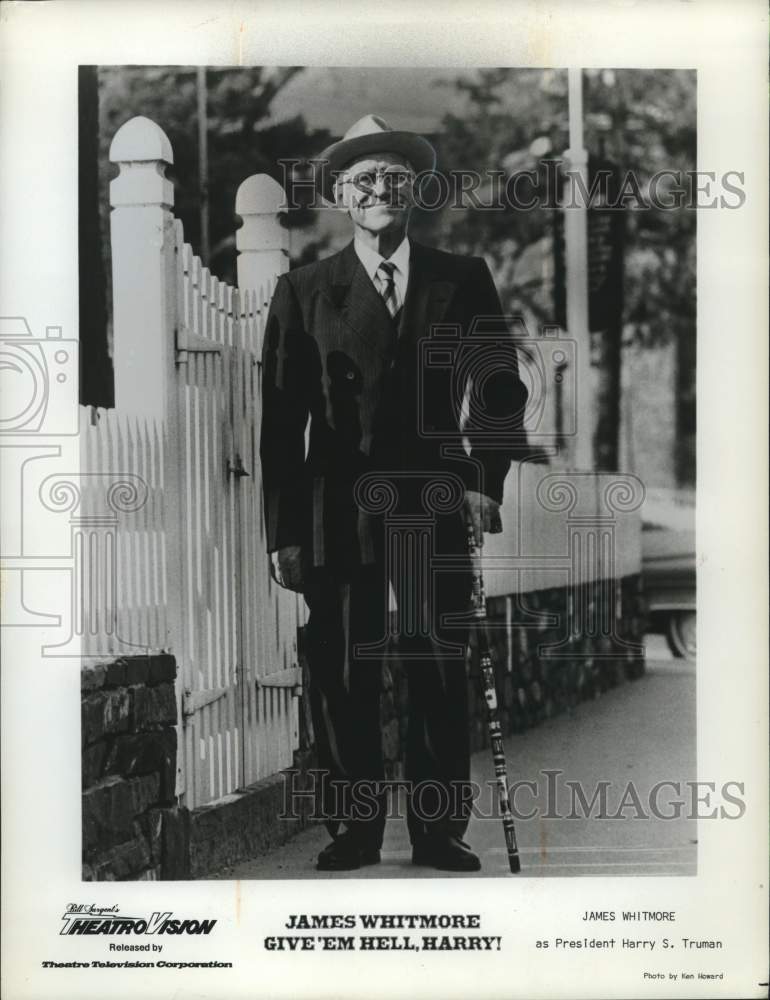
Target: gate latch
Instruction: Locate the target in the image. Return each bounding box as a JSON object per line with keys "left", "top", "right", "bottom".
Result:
{"left": 227, "top": 453, "right": 250, "bottom": 478}
{"left": 256, "top": 666, "right": 302, "bottom": 696}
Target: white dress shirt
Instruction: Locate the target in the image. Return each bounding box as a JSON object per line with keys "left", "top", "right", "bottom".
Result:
{"left": 354, "top": 235, "right": 410, "bottom": 308}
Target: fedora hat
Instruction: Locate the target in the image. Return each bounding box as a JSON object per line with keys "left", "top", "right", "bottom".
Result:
{"left": 316, "top": 114, "right": 436, "bottom": 202}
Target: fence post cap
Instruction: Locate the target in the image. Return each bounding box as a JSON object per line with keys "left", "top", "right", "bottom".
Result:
{"left": 235, "top": 174, "right": 286, "bottom": 216}
{"left": 110, "top": 115, "right": 174, "bottom": 165}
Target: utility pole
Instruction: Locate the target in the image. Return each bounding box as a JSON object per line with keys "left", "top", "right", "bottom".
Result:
{"left": 563, "top": 68, "right": 593, "bottom": 470}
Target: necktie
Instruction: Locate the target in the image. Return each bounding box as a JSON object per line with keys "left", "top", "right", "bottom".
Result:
{"left": 376, "top": 260, "right": 400, "bottom": 319}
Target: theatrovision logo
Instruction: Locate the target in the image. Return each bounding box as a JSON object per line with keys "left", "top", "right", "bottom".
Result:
{"left": 60, "top": 904, "right": 216, "bottom": 936}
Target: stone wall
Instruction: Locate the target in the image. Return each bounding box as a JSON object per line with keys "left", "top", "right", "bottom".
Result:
{"left": 81, "top": 654, "right": 187, "bottom": 880}
{"left": 380, "top": 574, "right": 646, "bottom": 774}
{"left": 187, "top": 747, "right": 317, "bottom": 879}
{"left": 81, "top": 652, "right": 316, "bottom": 880}
{"left": 81, "top": 576, "right": 645, "bottom": 878}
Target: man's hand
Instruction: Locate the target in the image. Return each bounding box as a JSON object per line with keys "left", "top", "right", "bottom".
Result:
{"left": 463, "top": 490, "right": 503, "bottom": 546}
{"left": 270, "top": 545, "right": 304, "bottom": 592}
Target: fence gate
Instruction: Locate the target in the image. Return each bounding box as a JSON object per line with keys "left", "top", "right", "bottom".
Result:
{"left": 174, "top": 232, "right": 302, "bottom": 809}
{"left": 103, "top": 116, "right": 304, "bottom": 812}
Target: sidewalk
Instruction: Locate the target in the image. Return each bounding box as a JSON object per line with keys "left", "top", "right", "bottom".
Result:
{"left": 211, "top": 639, "right": 696, "bottom": 879}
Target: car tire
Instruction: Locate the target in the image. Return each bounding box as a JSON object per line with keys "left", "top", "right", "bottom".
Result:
{"left": 666, "top": 611, "right": 696, "bottom": 661}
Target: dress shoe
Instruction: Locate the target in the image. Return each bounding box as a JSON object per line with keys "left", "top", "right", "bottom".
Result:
{"left": 412, "top": 833, "right": 481, "bottom": 872}
{"left": 316, "top": 831, "right": 381, "bottom": 872}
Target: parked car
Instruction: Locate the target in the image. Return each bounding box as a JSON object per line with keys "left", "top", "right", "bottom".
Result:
{"left": 641, "top": 489, "right": 696, "bottom": 660}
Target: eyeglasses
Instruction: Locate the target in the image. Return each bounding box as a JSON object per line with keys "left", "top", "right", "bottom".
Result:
{"left": 338, "top": 167, "right": 415, "bottom": 196}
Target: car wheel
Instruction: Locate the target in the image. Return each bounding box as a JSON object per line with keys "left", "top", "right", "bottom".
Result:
{"left": 666, "top": 611, "right": 696, "bottom": 661}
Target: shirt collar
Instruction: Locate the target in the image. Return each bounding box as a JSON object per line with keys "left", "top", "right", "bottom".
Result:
{"left": 353, "top": 235, "right": 410, "bottom": 283}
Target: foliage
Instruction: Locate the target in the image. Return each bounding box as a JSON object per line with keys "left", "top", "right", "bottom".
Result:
{"left": 92, "top": 65, "right": 696, "bottom": 481}
{"left": 416, "top": 67, "right": 696, "bottom": 354}
{"left": 98, "top": 66, "right": 332, "bottom": 284}
{"left": 413, "top": 67, "right": 696, "bottom": 480}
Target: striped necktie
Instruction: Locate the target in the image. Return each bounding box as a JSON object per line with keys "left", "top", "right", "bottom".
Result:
{"left": 376, "top": 260, "right": 400, "bottom": 319}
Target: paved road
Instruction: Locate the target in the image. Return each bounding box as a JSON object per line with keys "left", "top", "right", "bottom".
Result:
{"left": 212, "top": 639, "right": 696, "bottom": 880}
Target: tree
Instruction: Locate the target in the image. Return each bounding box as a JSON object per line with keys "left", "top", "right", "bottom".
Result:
{"left": 416, "top": 68, "right": 696, "bottom": 482}
{"left": 81, "top": 66, "right": 332, "bottom": 404}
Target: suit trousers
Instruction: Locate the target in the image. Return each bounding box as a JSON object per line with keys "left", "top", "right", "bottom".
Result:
{"left": 302, "top": 504, "right": 474, "bottom": 849}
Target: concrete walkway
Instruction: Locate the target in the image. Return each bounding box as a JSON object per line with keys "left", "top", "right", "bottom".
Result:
{"left": 211, "top": 638, "right": 696, "bottom": 880}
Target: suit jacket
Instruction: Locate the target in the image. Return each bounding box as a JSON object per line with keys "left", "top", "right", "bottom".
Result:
{"left": 259, "top": 238, "right": 529, "bottom": 573}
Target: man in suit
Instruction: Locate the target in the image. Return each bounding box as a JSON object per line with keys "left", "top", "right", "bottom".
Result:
{"left": 260, "top": 115, "right": 528, "bottom": 872}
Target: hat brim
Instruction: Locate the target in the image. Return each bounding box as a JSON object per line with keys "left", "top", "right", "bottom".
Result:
{"left": 316, "top": 131, "right": 436, "bottom": 203}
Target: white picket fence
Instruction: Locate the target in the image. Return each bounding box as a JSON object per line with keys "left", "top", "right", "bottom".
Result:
{"left": 80, "top": 114, "right": 645, "bottom": 811}
{"left": 79, "top": 115, "right": 306, "bottom": 809}
{"left": 78, "top": 405, "right": 168, "bottom": 651}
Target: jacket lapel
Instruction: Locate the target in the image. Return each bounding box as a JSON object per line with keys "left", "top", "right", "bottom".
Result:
{"left": 398, "top": 240, "right": 456, "bottom": 342}
{"left": 325, "top": 241, "right": 396, "bottom": 358}
{"left": 322, "top": 238, "right": 458, "bottom": 355}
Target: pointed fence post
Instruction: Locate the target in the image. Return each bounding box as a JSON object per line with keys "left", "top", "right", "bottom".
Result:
{"left": 109, "top": 116, "right": 176, "bottom": 420}
{"left": 235, "top": 174, "right": 289, "bottom": 345}
{"left": 235, "top": 172, "right": 303, "bottom": 753}
{"left": 108, "top": 116, "right": 185, "bottom": 797}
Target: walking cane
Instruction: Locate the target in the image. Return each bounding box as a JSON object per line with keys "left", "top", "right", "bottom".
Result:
{"left": 466, "top": 518, "right": 521, "bottom": 874}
